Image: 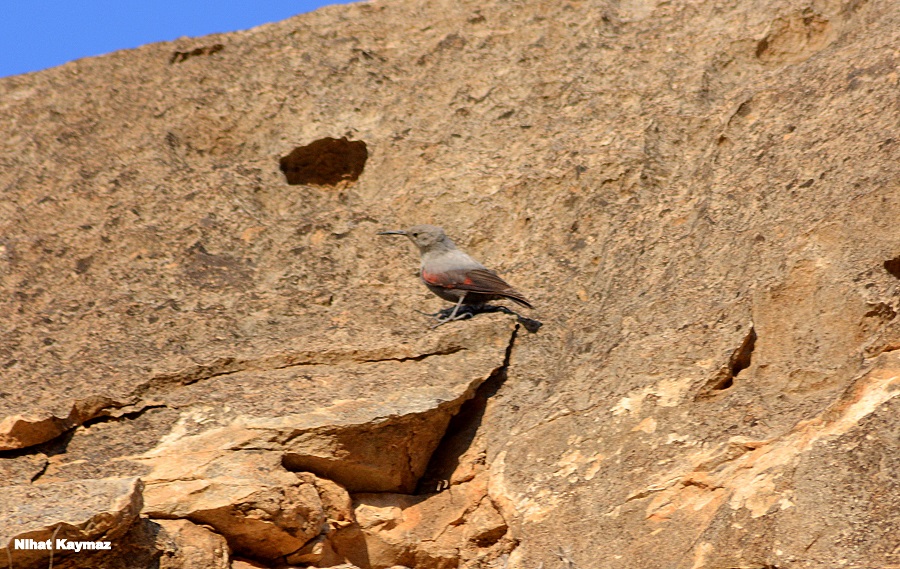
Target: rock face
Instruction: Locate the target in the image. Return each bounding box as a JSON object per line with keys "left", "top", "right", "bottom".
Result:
{"left": 1, "top": 0, "right": 899, "bottom": 567}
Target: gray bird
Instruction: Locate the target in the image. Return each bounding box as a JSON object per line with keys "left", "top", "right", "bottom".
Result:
{"left": 378, "top": 224, "right": 533, "bottom": 325}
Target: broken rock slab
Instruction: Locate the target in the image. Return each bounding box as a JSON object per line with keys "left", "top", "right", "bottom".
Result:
{"left": 0, "top": 396, "right": 121, "bottom": 452}
{"left": 0, "top": 477, "right": 143, "bottom": 569}
{"left": 142, "top": 452, "right": 325, "bottom": 561}
{"left": 352, "top": 474, "right": 511, "bottom": 569}
{"left": 135, "top": 318, "right": 514, "bottom": 495}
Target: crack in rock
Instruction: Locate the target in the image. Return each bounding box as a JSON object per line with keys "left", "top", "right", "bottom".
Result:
{"left": 695, "top": 324, "right": 757, "bottom": 399}
{"left": 132, "top": 345, "right": 469, "bottom": 403}
{"left": 626, "top": 351, "right": 900, "bottom": 520}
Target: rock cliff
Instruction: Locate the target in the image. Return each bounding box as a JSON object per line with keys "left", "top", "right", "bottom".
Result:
{"left": 1, "top": 0, "right": 898, "bottom": 567}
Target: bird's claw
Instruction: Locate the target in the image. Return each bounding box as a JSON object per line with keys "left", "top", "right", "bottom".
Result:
{"left": 414, "top": 309, "right": 443, "bottom": 318}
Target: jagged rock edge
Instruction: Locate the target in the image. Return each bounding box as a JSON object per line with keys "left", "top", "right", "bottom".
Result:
{"left": 286, "top": 325, "right": 521, "bottom": 566}
{"left": 0, "top": 345, "right": 468, "bottom": 454}
{"left": 0, "top": 396, "right": 130, "bottom": 452}
{"left": 137, "top": 326, "right": 520, "bottom": 566}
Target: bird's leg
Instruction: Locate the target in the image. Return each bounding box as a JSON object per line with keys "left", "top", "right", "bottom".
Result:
{"left": 416, "top": 305, "right": 472, "bottom": 319}
{"left": 431, "top": 294, "right": 469, "bottom": 328}
{"left": 444, "top": 294, "right": 466, "bottom": 321}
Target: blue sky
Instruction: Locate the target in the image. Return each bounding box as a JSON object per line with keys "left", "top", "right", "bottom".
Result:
{"left": 0, "top": 1, "right": 356, "bottom": 78}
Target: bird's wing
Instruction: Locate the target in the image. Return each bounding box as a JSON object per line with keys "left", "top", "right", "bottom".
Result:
{"left": 422, "top": 268, "right": 533, "bottom": 308}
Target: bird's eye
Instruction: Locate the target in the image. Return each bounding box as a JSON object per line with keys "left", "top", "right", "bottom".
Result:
{"left": 412, "top": 232, "right": 419, "bottom": 237}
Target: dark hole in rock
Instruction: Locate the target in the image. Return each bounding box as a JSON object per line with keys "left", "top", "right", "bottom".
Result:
{"left": 279, "top": 137, "right": 368, "bottom": 186}
{"left": 884, "top": 256, "right": 900, "bottom": 280}
{"left": 170, "top": 44, "right": 224, "bottom": 64}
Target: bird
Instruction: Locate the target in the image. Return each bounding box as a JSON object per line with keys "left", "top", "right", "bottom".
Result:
{"left": 377, "top": 224, "right": 533, "bottom": 325}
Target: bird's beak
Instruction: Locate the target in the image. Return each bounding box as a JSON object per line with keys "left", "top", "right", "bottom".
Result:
{"left": 377, "top": 230, "right": 407, "bottom": 236}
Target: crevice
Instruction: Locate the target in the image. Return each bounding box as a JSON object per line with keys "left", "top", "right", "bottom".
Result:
{"left": 696, "top": 325, "right": 756, "bottom": 399}
{"left": 623, "top": 486, "right": 668, "bottom": 503}
{"left": 803, "top": 534, "right": 821, "bottom": 552}
{"left": 133, "top": 348, "right": 466, "bottom": 401}
{"left": 0, "top": 427, "right": 75, "bottom": 461}
{"left": 132, "top": 358, "right": 247, "bottom": 399}
{"left": 621, "top": 477, "right": 682, "bottom": 505}
{"left": 469, "top": 497, "right": 510, "bottom": 548}
{"left": 726, "top": 326, "right": 756, "bottom": 379}
{"left": 415, "top": 324, "right": 519, "bottom": 494}
{"left": 29, "top": 458, "right": 49, "bottom": 482}
{"left": 0, "top": 396, "right": 128, "bottom": 454}
{"left": 81, "top": 404, "right": 170, "bottom": 428}
{"left": 555, "top": 545, "right": 580, "bottom": 569}
{"left": 357, "top": 346, "right": 465, "bottom": 364}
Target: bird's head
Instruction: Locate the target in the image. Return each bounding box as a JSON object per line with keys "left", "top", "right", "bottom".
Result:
{"left": 377, "top": 224, "right": 452, "bottom": 253}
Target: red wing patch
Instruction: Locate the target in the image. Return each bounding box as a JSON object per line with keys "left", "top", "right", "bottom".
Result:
{"left": 422, "top": 270, "right": 458, "bottom": 288}
{"left": 422, "top": 268, "right": 532, "bottom": 308}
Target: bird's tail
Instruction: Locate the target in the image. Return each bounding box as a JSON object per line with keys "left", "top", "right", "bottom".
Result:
{"left": 504, "top": 290, "right": 533, "bottom": 309}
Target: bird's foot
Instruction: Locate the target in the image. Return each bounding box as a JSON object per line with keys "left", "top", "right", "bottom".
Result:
{"left": 418, "top": 304, "right": 542, "bottom": 332}
{"left": 430, "top": 307, "right": 477, "bottom": 328}
{"left": 417, "top": 305, "right": 477, "bottom": 320}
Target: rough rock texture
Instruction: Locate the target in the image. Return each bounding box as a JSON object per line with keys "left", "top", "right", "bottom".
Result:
{"left": 353, "top": 475, "right": 511, "bottom": 569}
{"left": 155, "top": 519, "right": 231, "bottom": 569}
{"left": 0, "top": 477, "right": 144, "bottom": 568}
{"left": 2, "top": 0, "right": 900, "bottom": 567}
{"left": 142, "top": 452, "right": 327, "bottom": 560}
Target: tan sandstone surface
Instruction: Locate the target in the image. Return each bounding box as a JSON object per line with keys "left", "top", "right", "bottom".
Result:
{"left": 1, "top": 0, "right": 899, "bottom": 567}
